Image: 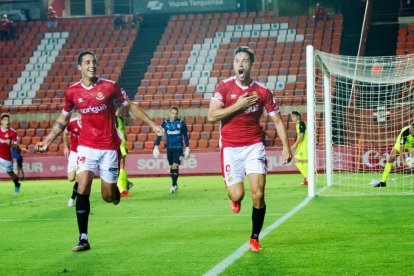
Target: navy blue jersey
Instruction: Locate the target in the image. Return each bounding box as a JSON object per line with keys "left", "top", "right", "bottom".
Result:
{"left": 155, "top": 119, "right": 189, "bottom": 149}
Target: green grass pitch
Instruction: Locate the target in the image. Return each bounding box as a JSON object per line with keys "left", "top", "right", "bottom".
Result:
{"left": 0, "top": 175, "right": 413, "bottom": 275}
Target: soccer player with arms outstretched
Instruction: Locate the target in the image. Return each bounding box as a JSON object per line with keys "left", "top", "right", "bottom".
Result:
{"left": 290, "top": 111, "right": 308, "bottom": 185}
{"left": 63, "top": 116, "right": 81, "bottom": 207}
{"left": 208, "top": 46, "right": 292, "bottom": 251}
{"left": 0, "top": 113, "right": 22, "bottom": 195}
{"left": 35, "top": 51, "right": 164, "bottom": 252}
{"left": 376, "top": 123, "right": 414, "bottom": 187}
{"left": 153, "top": 106, "right": 189, "bottom": 193}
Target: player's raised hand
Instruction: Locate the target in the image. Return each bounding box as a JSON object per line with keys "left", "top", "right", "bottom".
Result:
{"left": 153, "top": 125, "right": 165, "bottom": 136}
{"left": 35, "top": 141, "right": 49, "bottom": 152}
{"left": 236, "top": 92, "right": 258, "bottom": 109}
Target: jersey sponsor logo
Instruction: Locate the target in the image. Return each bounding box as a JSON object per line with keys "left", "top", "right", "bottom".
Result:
{"left": 244, "top": 104, "right": 260, "bottom": 113}
{"left": 79, "top": 104, "right": 108, "bottom": 114}
{"left": 167, "top": 130, "right": 180, "bottom": 135}
{"left": 96, "top": 91, "right": 105, "bottom": 100}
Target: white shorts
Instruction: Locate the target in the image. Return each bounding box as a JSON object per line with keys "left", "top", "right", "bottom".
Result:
{"left": 0, "top": 157, "right": 13, "bottom": 173}
{"left": 67, "top": 151, "right": 78, "bottom": 173}
{"left": 76, "top": 146, "right": 119, "bottom": 184}
{"left": 221, "top": 142, "right": 267, "bottom": 187}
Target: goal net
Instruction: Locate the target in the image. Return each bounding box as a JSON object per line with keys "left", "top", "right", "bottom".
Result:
{"left": 306, "top": 45, "right": 414, "bottom": 196}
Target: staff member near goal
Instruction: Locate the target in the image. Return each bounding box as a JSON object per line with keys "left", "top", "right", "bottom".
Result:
{"left": 376, "top": 123, "right": 414, "bottom": 187}
{"left": 290, "top": 111, "right": 308, "bottom": 185}
{"left": 208, "top": 46, "right": 291, "bottom": 252}
{"left": 153, "top": 106, "right": 189, "bottom": 193}
{"left": 35, "top": 50, "right": 164, "bottom": 252}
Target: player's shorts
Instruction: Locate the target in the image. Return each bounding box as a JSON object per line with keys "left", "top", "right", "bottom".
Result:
{"left": 67, "top": 151, "right": 77, "bottom": 173}
{"left": 0, "top": 157, "right": 13, "bottom": 173}
{"left": 167, "top": 148, "right": 183, "bottom": 165}
{"left": 221, "top": 142, "right": 267, "bottom": 187}
{"left": 76, "top": 146, "right": 119, "bottom": 184}
{"left": 294, "top": 142, "right": 308, "bottom": 160}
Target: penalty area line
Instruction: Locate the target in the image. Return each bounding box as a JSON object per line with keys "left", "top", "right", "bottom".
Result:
{"left": 0, "top": 195, "right": 63, "bottom": 207}
{"left": 204, "top": 196, "right": 313, "bottom": 276}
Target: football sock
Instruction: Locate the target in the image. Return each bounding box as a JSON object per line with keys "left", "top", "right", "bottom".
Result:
{"left": 13, "top": 178, "right": 20, "bottom": 187}
{"left": 80, "top": 233, "right": 88, "bottom": 240}
{"left": 71, "top": 182, "right": 78, "bottom": 200}
{"left": 251, "top": 205, "right": 266, "bottom": 240}
{"left": 117, "top": 169, "right": 127, "bottom": 192}
{"left": 381, "top": 163, "right": 392, "bottom": 182}
{"left": 76, "top": 193, "right": 90, "bottom": 237}
{"left": 172, "top": 169, "right": 179, "bottom": 186}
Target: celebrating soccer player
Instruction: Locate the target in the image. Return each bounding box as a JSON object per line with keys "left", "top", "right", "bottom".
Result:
{"left": 35, "top": 51, "right": 164, "bottom": 252}
{"left": 153, "top": 106, "right": 189, "bottom": 193}
{"left": 207, "top": 46, "right": 292, "bottom": 251}
{"left": 376, "top": 123, "right": 414, "bottom": 187}
{"left": 290, "top": 111, "right": 308, "bottom": 185}
{"left": 63, "top": 116, "right": 81, "bottom": 207}
{"left": 0, "top": 113, "right": 22, "bottom": 195}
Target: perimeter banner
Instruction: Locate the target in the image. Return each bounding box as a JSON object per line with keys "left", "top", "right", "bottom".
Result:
{"left": 133, "top": 0, "right": 237, "bottom": 14}
{"left": 0, "top": 146, "right": 399, "bottom": 179}
{"left": 0, "top": 150, "right": 297, "bottom": 179}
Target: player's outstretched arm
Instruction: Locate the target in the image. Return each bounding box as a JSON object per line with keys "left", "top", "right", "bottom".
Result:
{"left": 271, "top": 113, "right": 292, "bottom": 163}
{"left": 207, "top": 92, "right": 258, "bottom": 122}
{"left": 35, "top": 112, "right": 71, "bottom": 152}
{"left": 128, "top": 101, "right": 164, "bottom": 136}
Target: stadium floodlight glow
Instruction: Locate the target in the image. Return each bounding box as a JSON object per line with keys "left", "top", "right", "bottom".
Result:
{"left": 307, "top": 45, "right": 414, "bottom": 196}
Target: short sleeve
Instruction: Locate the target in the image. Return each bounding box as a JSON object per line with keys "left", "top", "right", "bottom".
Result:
{"left": 211, "top": 81, "right": 226, "bottom": 105}
{"left": 264, "top": 89, "right": 280, "bottom": 116}
{"left": 63, "top": 89, "right": 75, "bottom": 115}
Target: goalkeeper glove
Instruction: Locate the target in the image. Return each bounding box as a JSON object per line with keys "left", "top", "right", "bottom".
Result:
{"left": 153, "top": 145, "right": 160, "bottom": 158}
{"left": 184, "top": 147, "right": 190, "bottom": 158}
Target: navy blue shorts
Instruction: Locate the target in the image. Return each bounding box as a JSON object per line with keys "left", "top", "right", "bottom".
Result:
{"left": 167, "top": 148, "right": 183, "bottom": 165}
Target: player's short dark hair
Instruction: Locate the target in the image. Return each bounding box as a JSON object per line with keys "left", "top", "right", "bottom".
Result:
{"left": 1, "top": 113, "right": 10, "bottom": 120}
{"left": 292, "top": 111, "right": 300, "bottom": 117}
{"left": 169, "top": 106, "right": 179, "bottom": 112}
{"left": 77, "top": 50, "right": 96, "bottom": 65}
{"left": 233, "top": 46, "right": 254, "bottom": 63}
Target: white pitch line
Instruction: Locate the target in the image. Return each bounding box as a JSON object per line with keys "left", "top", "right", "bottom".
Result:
{"left": 204, "top": 196, "right": 313, "bottom": 276}
{"left": 0, "top": 212, "right": 286, "bottom": 222}
{"left": 0, "top": 195, "right": 63, "bottom": 207}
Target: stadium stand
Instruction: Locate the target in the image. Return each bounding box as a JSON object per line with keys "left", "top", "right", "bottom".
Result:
{"left": 0, "top": 12, "right": 341, "bottom": 153}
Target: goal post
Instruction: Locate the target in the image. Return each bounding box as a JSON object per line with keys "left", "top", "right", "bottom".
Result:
{"left": 307, "top": 45, "right": 414, "bottom": 196}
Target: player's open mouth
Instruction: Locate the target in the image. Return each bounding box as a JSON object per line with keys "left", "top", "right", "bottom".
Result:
{"left": 238, "top": 69, "right": 245, "bottom": 78}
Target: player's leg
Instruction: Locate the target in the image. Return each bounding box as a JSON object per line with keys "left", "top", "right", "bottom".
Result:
{"left": 247, "top": 173, "right": 266, "bottom": 251}
{"left": 294, "top": 144, "right": 308, "bottom": 185}
{"left": 170, "top": 148, "right": 183, "bottom": 192}
{"left": 117, "top": 155, "right": 130, "bottom": 197}
{"left": 222, "top": 147, "right": 245, "bottom": 213}
{"left": 378, "top": 147, "right": 398, "bottom": 187}
{"left": 17, "top": 157, "right": 24, "bottom": 180}
{"left": 67, "top": 151, "right": 78, "bottom": 207}
{"left": 99, "top": 149, "right": 120, "bottom": 204}
{"left": 2, "top": 158, "right": 21, "bottom": 195}
{"left": 72, "top": 169, "right": 94, "bottom": 252}
{"left": 71, "top": 146, "right": 99, "bottom": 252}
{"left": 245, "top": 143, "right": 267, "bottom": 251}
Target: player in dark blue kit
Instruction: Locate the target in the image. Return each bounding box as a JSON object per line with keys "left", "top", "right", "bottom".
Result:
{"left": 153, "top": 106, "right": 190, "bottom": 193}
